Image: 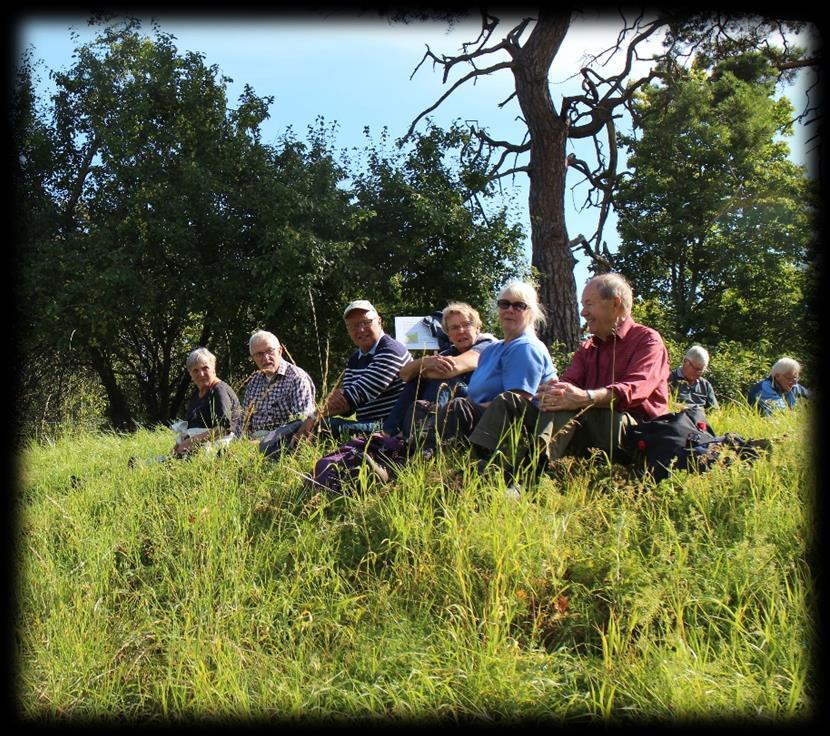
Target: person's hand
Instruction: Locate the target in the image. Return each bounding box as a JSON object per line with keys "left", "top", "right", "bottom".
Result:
{"left": 324, "top": 388, "right": 350, "bottom": 417}
{"left": 422, "top": 354, "right": 455, "bottom": 375}
{"left": 291, "top": 416, "right": 317, "bottom": 446}
{"left": 536, "top": 379, "right": 580, "bottom": 411}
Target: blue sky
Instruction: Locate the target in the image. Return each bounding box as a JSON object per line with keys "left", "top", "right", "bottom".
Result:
{"left": 16, "top": 11, "right": 819, "bottom": 293}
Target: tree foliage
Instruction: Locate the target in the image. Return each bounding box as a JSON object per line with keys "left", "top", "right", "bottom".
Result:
{"left": 401, "top": 9, "right": 816, "bottom": 350}
{"left": 17, "top": 20, "right": 292, "bottom": 429}
{"left": 614, "top": 53, "right": 816, "bottom": 360}
{"left": 14, "top": 18, "right": 526, "bottom": 435}
{"left": 349, "top": 124, "right": 525, "bottom": 321}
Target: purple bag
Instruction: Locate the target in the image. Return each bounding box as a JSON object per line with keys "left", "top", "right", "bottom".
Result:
{"left": 311, "top": 433, "right": 408, "bottom": 493}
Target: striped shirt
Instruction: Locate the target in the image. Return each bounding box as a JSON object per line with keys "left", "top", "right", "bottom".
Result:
{"left": 238, "top": 359, "right": 316, "bottom": 434}
{"left": 342, "top": 333, "right": 412, "bottom": 422}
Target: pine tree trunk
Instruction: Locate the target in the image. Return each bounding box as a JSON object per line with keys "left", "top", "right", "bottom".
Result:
{"left": 512, "top": 11, "right": 581, "bottom": 350}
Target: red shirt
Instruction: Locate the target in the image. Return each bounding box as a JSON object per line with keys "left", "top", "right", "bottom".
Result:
{"left": 560, "top": 316, "right": 669, "bottom": 421}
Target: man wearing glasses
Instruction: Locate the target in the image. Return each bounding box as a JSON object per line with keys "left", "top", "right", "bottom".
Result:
{"left": 237, "top": 330, "right": 316, "bottom": 447}
{"left": 296, "top": 300, "right": 413, "bottom": 441}
{"left": 668, "top": 345, "right": 719, "bottom": 409}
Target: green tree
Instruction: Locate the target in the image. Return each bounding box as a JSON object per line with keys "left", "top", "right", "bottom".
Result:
{"left": 15, "top": 19, "right": 353, "bottom": 430}
{"left": 400, "top": 10, "right": 816, "bottom": 350}
{"left": 349, "top": 124, "right": 525, "bottom": 325}
{"left": 15, "top": 19, "right": 529, "bottom": 434}
{"left": 614, "top": 53, "right": 815, "bottom": 358}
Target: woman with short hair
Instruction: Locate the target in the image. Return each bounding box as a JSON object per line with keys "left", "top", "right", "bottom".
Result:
{"left": 174, "top": 347, "right": 242, "bottom": 456}
{"left": 383, "top": 301, "right": 496, "bottom": 439}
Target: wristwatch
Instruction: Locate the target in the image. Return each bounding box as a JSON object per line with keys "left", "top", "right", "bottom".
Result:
{"left": 586, "top": 389, "right": 595, "bottom": 404}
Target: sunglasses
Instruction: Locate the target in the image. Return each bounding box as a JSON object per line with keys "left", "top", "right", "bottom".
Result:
{"left": 497, "top": 299, "right": 529, "bottom": 312}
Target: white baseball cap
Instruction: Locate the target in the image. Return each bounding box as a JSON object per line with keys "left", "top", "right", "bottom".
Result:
{"left": 343, "top": 300, "right": 378, "bottom": 319}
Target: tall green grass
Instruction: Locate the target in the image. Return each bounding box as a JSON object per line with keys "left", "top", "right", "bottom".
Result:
{"left": 16, "top": 405, "right": 815, "bottom": 722}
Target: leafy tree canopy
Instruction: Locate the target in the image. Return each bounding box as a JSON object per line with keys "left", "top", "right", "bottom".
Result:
{"left": 14, "top": 18, "right": 526, "bottom": 434}
{"left": 614, "top": 52, "right": 816, "bottom": 362}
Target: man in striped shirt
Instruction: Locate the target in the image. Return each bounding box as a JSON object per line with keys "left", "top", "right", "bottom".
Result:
{"left": 295, "top": 300, "right": 412, "bottom": 441}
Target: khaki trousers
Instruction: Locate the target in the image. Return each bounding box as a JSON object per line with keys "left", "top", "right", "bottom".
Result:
{"left": 468, "top": 391, "right": 635, "bottom": 470}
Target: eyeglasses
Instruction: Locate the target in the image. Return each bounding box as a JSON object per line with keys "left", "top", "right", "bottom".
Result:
{"left": 447, "top": 321, "right": 474, "bottom": 332}
{"left": 252, "top": 347, "right": 277, "bottom": 360}
{"left": 497, "top": 299, "right": 529, "bottom": 312}
{"left": 347, "top": 319, "right": 376, "bottom": 333}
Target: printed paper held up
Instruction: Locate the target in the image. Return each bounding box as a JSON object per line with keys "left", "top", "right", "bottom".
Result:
{"left": 394, "top": 316, "right": 439, "bottom": 351}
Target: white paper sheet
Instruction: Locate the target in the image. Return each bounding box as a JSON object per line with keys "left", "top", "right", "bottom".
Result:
{"left": 394, "top": 316, "right": 440, "bottom": 351}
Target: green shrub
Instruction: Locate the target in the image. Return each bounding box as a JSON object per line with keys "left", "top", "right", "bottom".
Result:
{"left": 16, "top": 367, "right": 109, "bottom": 444}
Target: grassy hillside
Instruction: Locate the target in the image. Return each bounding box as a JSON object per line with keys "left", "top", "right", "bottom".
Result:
{"left": 15, "top": 404, "right": 815, "bottom": 723}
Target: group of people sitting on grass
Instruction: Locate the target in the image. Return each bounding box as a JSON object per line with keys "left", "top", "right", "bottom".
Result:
{"left": 168, "top": 273, "right": 811, "bottom": 491}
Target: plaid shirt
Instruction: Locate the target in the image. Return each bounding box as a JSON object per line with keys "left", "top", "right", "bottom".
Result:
{"left": 237, "top": 359, "right": 316, "bottom": 434}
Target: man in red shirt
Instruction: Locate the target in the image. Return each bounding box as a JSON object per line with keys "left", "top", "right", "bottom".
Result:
{"left": 470, "top": 272, "right": 669, "bottom": 488}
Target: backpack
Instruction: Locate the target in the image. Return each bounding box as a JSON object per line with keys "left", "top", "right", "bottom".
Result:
{"left": 420, "top": 312, "right": 451, "bottom": 352}
{"left": 309, "top": 433, "right": 409, "bottom": 493}
{"left": 625, "top": 406, "right": 771, "bottom": 482}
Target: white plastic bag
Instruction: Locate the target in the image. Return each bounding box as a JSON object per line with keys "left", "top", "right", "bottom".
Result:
{"left": 170, "top": 420, "right": 209, "bottom": 445}
{"left": 202, "top": 432, "right": 236, "bottom": 456}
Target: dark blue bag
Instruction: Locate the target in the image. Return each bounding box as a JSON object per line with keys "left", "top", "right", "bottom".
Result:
{"left": 624, "top": 406, "right": 770, "bottom": 482}
{"left": 258, "top": 419, "right": 304, "bottom": 459}
{"left": 420, "top": 312, "right": 451, "bottom": 351}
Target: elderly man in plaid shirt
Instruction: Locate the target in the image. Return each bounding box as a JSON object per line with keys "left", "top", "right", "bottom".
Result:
{"left": 235, "top": 330, "right": 316, "bottom": 457}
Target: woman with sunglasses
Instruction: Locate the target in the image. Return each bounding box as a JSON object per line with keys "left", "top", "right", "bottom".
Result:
{"left": 418, "top": 281, "right": 556, "bottom": 455}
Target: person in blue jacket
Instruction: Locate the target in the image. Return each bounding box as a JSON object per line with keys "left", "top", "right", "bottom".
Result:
{"left": 748, "top": 356, "right": 811, "bottom": 416}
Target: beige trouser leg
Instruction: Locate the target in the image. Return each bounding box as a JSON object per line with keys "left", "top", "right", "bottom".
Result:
{"left": 536, "top": 408, "right": 635, "bottom": 464}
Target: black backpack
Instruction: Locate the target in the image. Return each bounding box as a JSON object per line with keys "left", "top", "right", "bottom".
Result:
{"left": 624, "top": 406, "right": 771, "bottom": 482}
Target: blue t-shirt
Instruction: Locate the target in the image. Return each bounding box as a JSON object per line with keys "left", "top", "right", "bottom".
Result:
{"left": 466, "top": 332, "right": 556, "bottom": 405}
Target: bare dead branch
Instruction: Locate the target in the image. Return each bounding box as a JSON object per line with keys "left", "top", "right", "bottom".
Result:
{"left": 461, "top": 10, "right": 501, "bottom": 54}
{"left": 403, "top": 60, "right": 513, "bottom": 141}
{"left": 469, "top": 127, "right": 528, "bottom": 153}
{"left": 777, "top": 56, "right": 822, "bottom": 70}
{"left": 568, "top": 233, "right": 614, "bottom": 271}
{"left": 498, "top": 90, "right": 518, "bottom": 108}
{"left": 490, "top": 166, "right": 531, "bottom": 180}
{"left": 504, "top": 17, "right": 535, "bottom": 47}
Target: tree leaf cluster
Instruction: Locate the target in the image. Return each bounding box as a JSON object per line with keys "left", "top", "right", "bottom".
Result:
{"left": 614, "top": 53, "right": 816, "bottom": 363}
{"left": 402, "top": 10, "right": 817, "bottom": 351}
{"left": 14, "top": 19, "right": 525, "bottom": 435}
